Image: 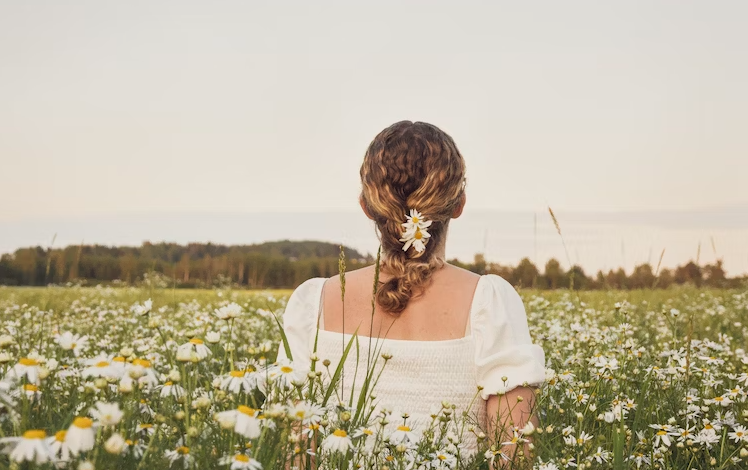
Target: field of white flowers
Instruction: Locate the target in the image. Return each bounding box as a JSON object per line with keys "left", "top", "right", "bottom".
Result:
{"left": 0, "top": 284, "right": 745, "bottom": 470}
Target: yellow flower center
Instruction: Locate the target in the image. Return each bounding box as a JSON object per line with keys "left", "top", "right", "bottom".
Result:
{"left": 71, "top": 343, "right": 77, "bottom": 349}
{"left": 164, "top": 381, "right": 173, "bottom": 386}
{"left": 280, "top": 366, "right": 293, "bottom": 373}
{"left": 656, "top": 430, "right": 666, "bottom": 436}
{"left": 397, "top": 425, "right": 411, "bottom": 432}
{"left": 189, "top": 338, "right": 203, "bottom": 345}
{"left": 55, "top": 430, "right": 67, "bottom": 442}
{"left": 73, "top": 417, "right": 94, "bottom": 429}
{"left": 333, "top": 429, "right": 348, "bottom": 437}
{"left": 235, "top": 455, "right": 250, "bottom": 462}
{"left": 438, "top": 454, "right": 447, "bottom": 460}
{"left": 414, "top": 229, "right": 422, "bottom": 240}
{"left": 113, "top": 356, "right": 126, "bottom": 362}
{"left": 177, "top": 446, "right": 190, "bottom": 454}
{"left": 19, "top": 358, "right": 38, "bottom": 366}
{"left": 125, "top": 439, "right": 134, "bottom": 445}
{"left": 96, "top": 361, "right": 109, "bottom": 367}
{"left": 714, "top": 396, "right": 724, "bottom": 401}
{"left": 412, "top": 217, "right": 419, "bottom": 223}
{"left": 133, "top": 359, "right": 151, "bottom": 368}
{"left": 230, "top": 370, "right": 245, "bottom": 377}
{"left": 139, "top": 424, "right": 153, "bottom": 429}
{"left": 238, "top": 405, "right": 257, "bottom": 416}
{"left": 705, "top": 424, "right": 713, "bottom": 430}
{"left": 23, "top": 430, "right": 46, "bottom": 439}
{"left": 23, "top": 384, "right": 38, "bottom": 392}
{"left": 363, "top": 429, "right": 373, "bottom": 435}
{"left": 577, "top": 437, "right": 584, "bottom": 444}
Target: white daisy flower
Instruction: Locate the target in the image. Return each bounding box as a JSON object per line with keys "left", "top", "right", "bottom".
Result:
{"left": 90, "top": 401, "right": 124, "bottom": 426}
{"left": 6, "top": 357, "right": 42, "bottom": 384}
{"left": 219, "top": 453, "right": 263, "bottom": 470}
{"left": 288, "top": 400, "right": 325, "bottom": 426}
{"left": 215, "top": 302, "right": 243, "bottom": 320}
{"left": 55, "top": 332, "right": 89, "bottom": 357}
{"left": 160, "top": 381, "right": 185, "bottom": 398}
{"left": 176, "top": 338, "right": 211, "bottom": 362}
{"left": 0, "top": 430, "right": 53, "bottom": 464}
{"left": 389, "top": 424, "right": 419, "bottom": 444}
{"left": 65, "top": 417, "right": 96, "bottom": 455}
{"left": 220, "top": 370, "right": 257, "bottom": 394}
{"left": 321, "top": 429, "right": 353, "bottom": 454}
{"left": 165, "top": 446, "right": 193, "bottom": 469}
{"left": 47, "top": 430, "right": 72, "bottom": 464}
{"left": 214, "top": 406, "right": 262, "bottom": 438}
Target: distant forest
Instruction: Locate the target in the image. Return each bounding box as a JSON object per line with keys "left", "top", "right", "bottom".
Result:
{"left": 0, "top": 240, "right": 744, "bottom": 289}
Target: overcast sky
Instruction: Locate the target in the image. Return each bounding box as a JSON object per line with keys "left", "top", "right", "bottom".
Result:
{"left": 1, "top": 1, "right": 747, "bottom": 271}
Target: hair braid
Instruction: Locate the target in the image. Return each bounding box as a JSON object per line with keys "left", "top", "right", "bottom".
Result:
{"left": 360, "top": 121, "right": 466, "bottom": 315}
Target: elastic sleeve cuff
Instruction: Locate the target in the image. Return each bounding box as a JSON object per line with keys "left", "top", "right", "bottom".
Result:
{"left": 476, "top": 343, "right": 546, "bottom": 400}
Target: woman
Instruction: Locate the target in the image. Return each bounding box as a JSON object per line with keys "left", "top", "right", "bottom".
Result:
{"left": 278, "top": 121, "right": 546, "bottom": 467}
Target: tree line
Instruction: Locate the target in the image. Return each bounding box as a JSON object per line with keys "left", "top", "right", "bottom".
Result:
{"left": 0, "top": 240, "right": 744, "bottom": 289}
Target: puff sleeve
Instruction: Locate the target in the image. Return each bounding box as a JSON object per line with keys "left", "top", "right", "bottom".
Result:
{"left": 275, "top": 277, "right": 326, "bottom": 373}
{"left": 473, "top": 274, "right": 546, "bottom": 400}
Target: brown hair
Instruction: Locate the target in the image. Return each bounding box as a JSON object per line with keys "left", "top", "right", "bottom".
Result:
{"left": 360, "top": 121, "right": 467, "bottom": 315}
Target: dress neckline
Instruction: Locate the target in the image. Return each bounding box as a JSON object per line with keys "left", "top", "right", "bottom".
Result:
{"left": 313, "top": 274, "right": 486, "bottom": 345}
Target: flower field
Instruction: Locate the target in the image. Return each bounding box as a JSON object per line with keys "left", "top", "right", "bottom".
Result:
{"left": 0, "top": 284, "right": 745, "bottom": 469}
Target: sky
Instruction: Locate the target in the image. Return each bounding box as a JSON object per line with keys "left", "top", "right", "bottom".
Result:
{"left": 1, "top": 1, "right": 747, "bottom": 273}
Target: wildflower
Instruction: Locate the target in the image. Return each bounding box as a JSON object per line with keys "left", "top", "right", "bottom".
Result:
{"left": 589, "top": 446, "right": 611, "bottom": 464}
{"left": 47, "top": 430, "right": 72, "bottom": 464}
{"left": 90, "top": 401, "right": 123, "bottom": 426}
{"left": 65, "top": 417, "right": 96, "bottom": 455}
{"left": 131, "top": 299, "right": 152, "bottom": 316}
{"left": 215, "top": 303, "right": 243, "bottom": 320}
{"left": 177, "top": 338, "right": 211, "bottom": 362}
{"left": 266, "top": 359, "right": 305, "bottom": 389}
{"left": 431, "top": 448, "right": 457, "bottom": 468}
{"left": 727, "top": 425, "right": 747, "bottom": 443}
{"left": 214, "top": 406, "right": 262, "bottom": 438}
{"left": 321, "top": 429, "right": 352, "bottom": 454}
{"left": 160, "top": 381, "right": 185, "bottom": 398}
{"left": 165, "top": 446, "right": 193, "bottom": 469}
{"left": 219, "top": 453, "right": 263, "bottom": 470}
{"left": 6, "top": 357, "right": 41, "bottom": 384}
{"left": 389, "top": 424, "right": 419, "bottom": 444}
{"left": 399, "top": 209, "right": 432, "bottom": 253}
{"left": 56, "top": 332, "right": 89, "bottom": 356}
{"left": 206, "top": 331, "right": 221, "bottom": 344}
{"left": 288, "top": 400, "right": 325, "bottom": 426}
{"left": 82, "top": 356, "right": 123, "bottom": 380}
{"left": 0, "top": 430, "right": 53, "bottom": 464}
{"left": 220, "top": 370, "right": 257, "bottom": 394}
{"left": 104, "top": 433, "right": 126, "bottom": 455}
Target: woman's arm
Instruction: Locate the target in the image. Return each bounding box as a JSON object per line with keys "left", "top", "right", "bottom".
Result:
{"left": 485, "top": 385, "right": 539, "bottom": 469}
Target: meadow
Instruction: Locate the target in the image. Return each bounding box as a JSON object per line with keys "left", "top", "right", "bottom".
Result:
{"left": 0, "top": 283, "right": 745, "bottom": 469}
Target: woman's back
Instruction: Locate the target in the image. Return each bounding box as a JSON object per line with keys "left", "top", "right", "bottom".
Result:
{"left": 321, "top": 264, "right": 481, "bottom": 341}
{"left": 278, "top": 269, "right": 547, "bottom": 456}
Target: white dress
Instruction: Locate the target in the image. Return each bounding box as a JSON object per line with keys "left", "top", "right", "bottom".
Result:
{"left": 277, "top": 273, "right": 546, "bottom": 456}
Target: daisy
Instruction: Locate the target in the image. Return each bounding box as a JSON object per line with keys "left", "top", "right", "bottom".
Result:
{"left": 127, "top": 359, "right": 159, "bottom": 389}
{"left": 321, "top": 429, "right": 352, "bottom": 454}
{"left": 288, "top": 400, "right": 325, "bottom": 426}
{"left": 401, "top": 209, "right": 432, "bottom": 232}
{"left": 55, "top": 332, "right": 89, "bottom": 357}
{"left": 130, "top": 299, "right": 152, "bottom": 316}
{"left": 176, "top": 338, "right": 211, "bottom": 362}
{"left": 265, "top": 359, "right": 305, "bottom": 389}
{"left": 81, "top": 356, "right": 123, "bottom": 380}
{"left": 219, "top": 453, "right": 263, "bottom": 470}
{"left": 22, "top": 383, "right": 42, "bottom": 401}
{"left": 399, "top": 224, "right": 431, "bottom": 253}
{"left": 165, "top": 446, "right": 193, "bottom": 469}
{"left": 389, "top": 424, "right": 419, "bottom": 444}
{"left": 220, "top": 370, "right": 256, "bottom": 394}
{"left": 47, "top": 430, "right": 72, "bottom": 465}
{"left": 6, "top": 357, "right": 41, "bottom": 384}
{"left": 728, "top": 425, "right": 748, "bottom": 443}
{"left": 215, "top": 303, "right": 243, "bottom": 320}
{"left": 160, "top": 381, "right": 185, "bottom": 398}
{"left": 104, "top": 433, "right": 126, "bottom": 455}
{"left": 215, "top": 406, "right": 262, "bottom": 438}
{"left": 431, "top": 448, "right": 457, "bottom": 468}
{"left": 90, "top": 401, "right": 123, "bottom": 426}
{"left": 0, "top": 430, "right": 52, "bottom": 464}
{"left": 65, "top": 417, "right": 96, "bottom": 455}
